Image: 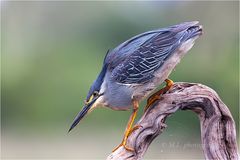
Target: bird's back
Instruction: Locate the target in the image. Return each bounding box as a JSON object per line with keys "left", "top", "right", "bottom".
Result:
{"left": 104, "top": 21, "right": 202, "bottom": 85}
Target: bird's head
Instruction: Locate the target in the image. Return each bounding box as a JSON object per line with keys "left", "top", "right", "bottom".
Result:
{"left": 68, "top": 64, "right": 108, "bottom": 132}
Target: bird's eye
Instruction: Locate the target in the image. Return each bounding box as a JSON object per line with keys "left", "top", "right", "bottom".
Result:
{"left": 93, "top": 91, "right": 99, "bottom": 97}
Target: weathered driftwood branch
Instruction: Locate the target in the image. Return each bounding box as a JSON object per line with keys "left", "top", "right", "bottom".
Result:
{"left": 107, "top": 82, "right": 239, "bottom": 160}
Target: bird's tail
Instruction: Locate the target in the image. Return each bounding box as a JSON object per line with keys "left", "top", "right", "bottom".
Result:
{"left": 175, "top": 21, "right": 203, "bottom": 40}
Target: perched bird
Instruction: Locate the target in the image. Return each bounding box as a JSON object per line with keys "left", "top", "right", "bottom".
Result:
{"left": 69, "top": 21, "right": 203, "bottom": 151}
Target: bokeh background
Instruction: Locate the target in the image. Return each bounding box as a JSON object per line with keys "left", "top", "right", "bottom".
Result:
{"left": 1, "top": 1, "right": 239, "bottom": 159}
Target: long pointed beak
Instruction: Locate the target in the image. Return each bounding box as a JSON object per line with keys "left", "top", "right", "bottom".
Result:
{"left": 68, "top": 97, "right": 97, "bottom": 133}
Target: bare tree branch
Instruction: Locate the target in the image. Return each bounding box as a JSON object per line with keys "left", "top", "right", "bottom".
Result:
{"left": 107, "top": 82, "right": 239, "bottom": 160}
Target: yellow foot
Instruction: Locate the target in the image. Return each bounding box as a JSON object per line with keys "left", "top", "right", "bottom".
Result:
{"left": 144, "top": 79, "right": 174, "bottom": 112}
{"left": 128, "top": 124, "right": 141, "bottom": 135}
{"left": 112, "top": 142, "right": 134, "bottom": 152}
{"left": 112, "top": 124, "right": 141, "bottom": 152}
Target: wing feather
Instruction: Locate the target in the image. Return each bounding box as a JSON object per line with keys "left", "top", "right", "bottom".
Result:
{"left": 108, "top": 22, "right": 201, "bottom": 84}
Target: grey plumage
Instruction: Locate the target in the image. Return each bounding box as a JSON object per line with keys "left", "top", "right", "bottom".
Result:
{"left": 69, "top": 21, "right": 203, "bottom": 132}
{"left": 108, "top": 21, "right": 202, "bottom": 84}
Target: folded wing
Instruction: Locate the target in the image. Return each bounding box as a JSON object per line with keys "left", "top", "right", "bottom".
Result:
{"left": 108, "top": 21, "right": 201, "bottom": 84}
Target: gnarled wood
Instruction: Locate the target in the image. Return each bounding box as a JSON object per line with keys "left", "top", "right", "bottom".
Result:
{"left": 107, "top": 82, "right": 239, "bottom": 160}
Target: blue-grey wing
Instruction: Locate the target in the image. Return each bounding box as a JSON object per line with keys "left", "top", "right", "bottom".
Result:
{"left": 104, "top": 31, "right": 158, "bottom": 69}
{"left": 108, "top": 21, "right": 201, "bottom": 84}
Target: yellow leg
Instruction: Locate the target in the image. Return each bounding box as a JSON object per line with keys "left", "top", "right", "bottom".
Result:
{"left": 144, "top": 79, "right": 174, "bottom": 112}
{"left": 112, "top": 100, "right": 139, "bottom": 152}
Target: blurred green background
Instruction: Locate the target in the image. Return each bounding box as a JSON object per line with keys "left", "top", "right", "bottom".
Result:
{"left": 1, "top": 1, "right": 239, "bottom": 159}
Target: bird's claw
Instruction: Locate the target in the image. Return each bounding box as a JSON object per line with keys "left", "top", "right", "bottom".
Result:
{"left": 128, "top": 124, "right": 141, "bottom": 135}
{"left": 144, "top": 95, "right": 161, "bottom": 112}
{"left": 112, "top": 125, "right": 141, "bottom": 152}
{"left": 112, "top": 141, "right": 134, "bottom": 152}
{"left": 144, "top": 79, "right": 174, "bottom": 112}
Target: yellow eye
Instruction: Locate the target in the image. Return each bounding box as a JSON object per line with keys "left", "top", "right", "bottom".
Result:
{"left": 84, "top": 91, "right": 99, "bottom": 105}
{"left": 93, "top": 91, "right": 99, "bottom": 97}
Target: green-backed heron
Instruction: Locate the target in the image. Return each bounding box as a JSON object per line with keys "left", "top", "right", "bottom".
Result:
{"left": 69, "top": 21, "right": 203, "bottom": 151}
